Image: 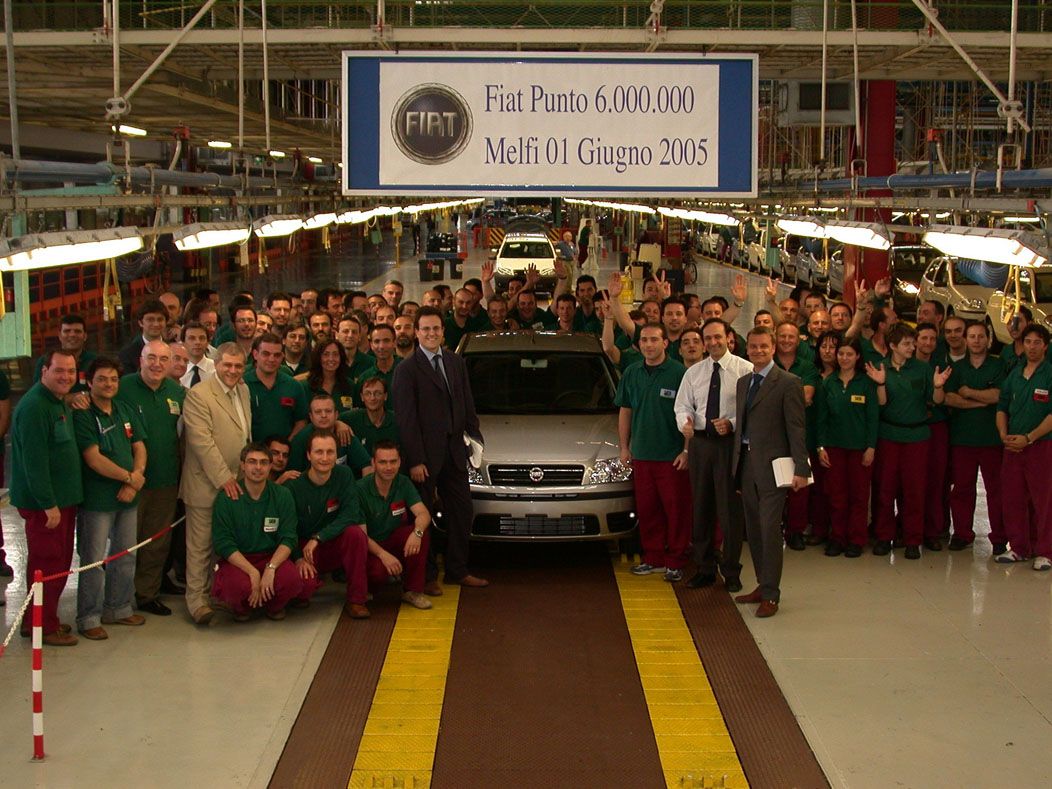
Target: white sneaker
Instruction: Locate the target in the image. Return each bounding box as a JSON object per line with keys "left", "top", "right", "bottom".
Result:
{"left": 995, "top": 550, "right": 1027, "bottom": 564}
{"left": 630, "top": 563, "right": 667, "bottom": 576}
{"left": 401, "top": 591, "right": 433, "bottom": 609}
{"left": 1033, "top": 556, "right": 1052, "bottom": 572}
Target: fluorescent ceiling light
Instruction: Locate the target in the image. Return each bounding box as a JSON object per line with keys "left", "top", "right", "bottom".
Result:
{"left": 252, "top": 214, "right": 303, "bottom": 238}
{"left": 336, "top": 210, "right": 365, "bottom": 224}
{"left": 307, "top": 156, "right": 323, "bottom": 164}
{"left": 268, "top": 150, "right": 286, "bottom": 159}
{"left": 303, "top": 212, "right": 337, "bottom": 230}
{"left": 776, "top": 217, "right": 827, "bottom": 239}
{"left": 208, "top": 140, "right": 233, "bottom": 149}
{"left": 173, "top": 222, "right": 250, "bottom": 251}
{"left": 112, "top": 124, "right": 147, "bottom": 137}
{"left": 922, "top": 225, "right": 1048, "bottom": 267}
{"left": 824, "top": 220, "right": 892, "bottom": 250}
{"left": 0, "top": 227, "right": 143, "bottom": 271}
{"left": 1002, "top": 216, "right": 1041, "bottom": 223}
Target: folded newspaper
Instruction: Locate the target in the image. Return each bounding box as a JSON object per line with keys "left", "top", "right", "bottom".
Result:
{"left": 772, "top": 457, "right": 813, "bottom": 488}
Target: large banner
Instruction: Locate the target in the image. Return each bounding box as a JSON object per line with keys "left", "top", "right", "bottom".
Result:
{"left": 342, "top": 52, "right": 757, "bottom": 197}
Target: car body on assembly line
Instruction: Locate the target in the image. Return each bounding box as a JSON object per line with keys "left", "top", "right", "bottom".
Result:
{"left": 919, "top": 256, "right": 1002, "bottom": 323}
{"left": 986, "top": 267, "right": 1052, "bottom": 346}
{"left": 457, "top": 331, "right": 637, "bottom": 543}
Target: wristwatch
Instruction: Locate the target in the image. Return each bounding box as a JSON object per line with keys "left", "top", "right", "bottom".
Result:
{"left": 413, "top": 529, "right": 425, "bottom": 538}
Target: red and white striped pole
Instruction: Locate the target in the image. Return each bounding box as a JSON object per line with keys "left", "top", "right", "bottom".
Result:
{"left": 31, "top": 570, "right": 44, "bottom": 760}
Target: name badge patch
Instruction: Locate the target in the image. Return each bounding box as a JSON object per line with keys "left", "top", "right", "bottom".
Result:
{"left": 390, "top": 501, "right": 407, "bottom": 518}
{"left": 340, "top": 396, "right": 354, "bottom": 409}
{"left": 659, "top": 388, "right": 677, "bottom": 399}
{"left": 850, "top": 394, "right": 866, "bottom": 404}
{"left": 124, "top": 421, "right": 134, "bottom": 438}
{"left": 326, "top": 498, "right": 339, "bottom": 514}
{"left": 1035, "top": 388, "right": 1049, "bottom": 403}
{"left": 167, "top": 398, "right": 181, "bottom": 415}
{"left": 263, "top": 517, "right": 279, "bottom": 533}
{"left": 280, "top": 396, "right": 295, "bottom": 407}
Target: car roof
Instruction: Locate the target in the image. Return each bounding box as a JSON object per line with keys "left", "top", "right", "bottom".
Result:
{"left": 502, "top": 232, "right": 551, "bottom": 241}
{"left": 460, "top": 330, "right": 604, "bottom": 354}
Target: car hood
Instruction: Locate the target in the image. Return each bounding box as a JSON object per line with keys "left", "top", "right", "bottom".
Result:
{"left": 478, "top": 413, "right": 620, "bottom": 464}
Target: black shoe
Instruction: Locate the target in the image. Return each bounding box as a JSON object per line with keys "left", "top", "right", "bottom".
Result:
{"left": 904, "top": 545, "right": 921, "bottom": 560}
{"left": 786, "top": 533, "right": 806, "bottom": 551}
{"left": 138, "top": 599, "right": 172, "bottom": 616}
{"left": 160, "top": 576, "right": 185, "bottom": 595}
{"left": 722, "top": 576, "right": 743, "bottom": 593}
{"left": 923, "top": 538, "right": 943, "bottom": 552}
{"left": 685, "top": 572, "right": 717, "bottom": 589}
{"left": 991, "top": 542, "right": 1008, "bottom": 556}
{"left": 844, "top": 544, "right": 863, "bottom": 558}
{"left": 824, "top": 540, "right": 844, "bottom": 557}
{"left": 0, "top": 561, "right": 13, "bottom": 578}
{"left": 948, "top": 537, "right": 974, "bottom": 551}
{"left": 873, "top": 540, "right": 893, "bottom": 556}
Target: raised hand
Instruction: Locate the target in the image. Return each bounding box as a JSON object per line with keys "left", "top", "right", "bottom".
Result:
{"left": 933, "top": 365, "right": 952, "bottom": 389}
{"left": 765, "top": 276, "right": 778, "bottom": 302}
{"left": 874, "top": 277, "right": 891, "bottom": 298}
{"left": 865, "top": 361, "right": 886, "bottom": 384}
{"left": 481, "top": 259, "right": 494, "bottom": 283}
{"left": 607, "top": 270, "right": 623, "bottom": 298}
{"left": 731, "top": 274, "right": 747, "bottom": 304}
{"left": 525, "top": 263, "right": 540, "bottom": 287}
{"left": 657, "top": 269, "right": 672, "bottom": 299}
{"left": 554, "top": 258, "right": 568, "bottom": 280}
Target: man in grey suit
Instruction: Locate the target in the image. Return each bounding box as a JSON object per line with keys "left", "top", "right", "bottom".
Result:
{"left": 391, "top": 306, "right": 488, "bottom": 594}
{"left": 732, "top": 327, "right": 810, "bottom": 618}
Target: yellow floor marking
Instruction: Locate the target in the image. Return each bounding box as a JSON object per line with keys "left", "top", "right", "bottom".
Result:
{"left": 613, "top": 561, "right": 750, "bottom": 789}
{"left": 348, "top": 586, "right": 460, "bottom": 789}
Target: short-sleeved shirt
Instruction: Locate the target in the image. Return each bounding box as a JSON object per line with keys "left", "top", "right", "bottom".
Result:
{"left": 34, "top": 349, "right": 97, "bottom": 393}
{"left": 1000, "top": 342, "right": 1024, "bottom": 373}
{"left": 114, "top": 373, "right": 185, "bottom": 489}
{"left": 9, "top": 383, "right": 84, "bottom": 510}
{"left": 285, "top": 465, "right": 363, "bottom": 544}
{"left": 617, "top": 347, "right": 644, "bottom": 373}
{"left": 356, "top": 472, "right": 422, "bottom": 543}
{"left": 212, "top": 481, "right": 298, "bottom": 559}
{"left": 287, "top": 423, "right": 372, "bottom": 474}
{"left": 358, "top": 358, "right": 399, "bottom": 399}
{"left": 509, "top": 308, "right": 557, "bottom": 331}
{"left": 614, "top": 356, "right": 687, "bottom": 460}
{"left": 817, "top": 373, "right": 879, "bottom": 450}
{"left": 778, "top": 356, "right": 821, "bottom": 450}
{"left": 245, "top": 368, "right": 308, "bottom": 441}
{"left": 572, "top": 308, "right": 603, "bottom": 335}
{"left": 946, "top": 354, "right": 1006, "bottom": 447}
{"left": 74, "top": 400, "right": 144, "bottom": 511}
{"left": 997, "top": 359, "right": 1052, "bottom": 440}
{"left": 301, "top": 376, "right": 359, "bottom": 413}
{"left": 444, "top": 313, "right": 492, "bottom": 351}
{"left": 860, "top": 336, "right": 890, "bottom": 366}
{"left": 281, "top": 357, "right": 310, "bottom": 378}
{"left": 343, "top": 408, "right": 400, "bottom": 455}
{"left": 878, "top": 358, "right": 934, "bottom": 443}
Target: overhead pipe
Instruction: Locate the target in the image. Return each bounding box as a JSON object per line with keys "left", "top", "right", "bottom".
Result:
{"left": 4, "top": 0, "right": 20, "bottom": 162}
{"left": 0, "top": 158, "right": 290, "bottom": 190}
{"left": 813, "top": 167, "right": 1052, "bottom": 192}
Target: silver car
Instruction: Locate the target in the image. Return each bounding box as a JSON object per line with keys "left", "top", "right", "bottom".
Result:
{"left": 918, "top": 256, "right": 995, "bottom": 322}
{"left": 457, "top": 331, "right": 636, "bottom": 542}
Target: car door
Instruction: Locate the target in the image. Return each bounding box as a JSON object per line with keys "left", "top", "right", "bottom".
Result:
{"left": 921, "top": 258, "right": 948, "bottom": 308}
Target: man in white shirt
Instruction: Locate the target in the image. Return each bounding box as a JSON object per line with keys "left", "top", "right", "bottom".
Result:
{"left": 674, "top": 318, "right": 753, "bottom": 592}
{"left": 180, "top": 322, "right": 216, "bottom": 388}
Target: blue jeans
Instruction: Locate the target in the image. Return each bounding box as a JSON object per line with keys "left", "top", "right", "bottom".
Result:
{"left": 76, "top": 507, "right": 138, "bottom": 630}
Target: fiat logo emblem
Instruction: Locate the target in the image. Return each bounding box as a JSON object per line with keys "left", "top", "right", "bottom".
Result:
{"left": 529, "top": 467, "right": 544, "bottom": 482}
{"left": 392, "top": 83, "right": 473, "bottom": 165}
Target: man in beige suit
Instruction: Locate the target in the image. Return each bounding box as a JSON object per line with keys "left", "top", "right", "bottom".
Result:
{"left": 180, "top": 342, "right": 252, "bottom": 624}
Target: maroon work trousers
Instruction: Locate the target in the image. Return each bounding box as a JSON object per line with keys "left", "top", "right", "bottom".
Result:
{"left": 366, "top": 525, "right": 430, "bottom": 593}
{"left": 212, "top": 552, "right": 303, "bottom": 616}
{"left": 632, "top": 459, "right": 692, "bottom": 570}
{"left": 949, "top": 445, "right": 1005, "bottom": 544}
{"left": 873, "top": 438, "right": 929, "bottom": 546}
{"left": 824, "top": 448, "right": 874, "bottom": 548}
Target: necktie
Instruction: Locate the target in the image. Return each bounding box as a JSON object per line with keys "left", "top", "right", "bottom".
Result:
{"left": 705, "top": 361, "right": 721, "bottom": 436}
{"left": 189, "top": 364, "right": 201, "bottom": 387}
{"left": 433, "top": 354, "right": 451, "bottom": 393}
{"left": 742, "top": 373, "right": 764, "bottom": 443}
{"left": 229, "top": 388, "right": 249, "bottom": 443}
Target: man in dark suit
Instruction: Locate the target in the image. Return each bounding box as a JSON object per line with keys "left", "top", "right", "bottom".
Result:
{"left": 391, "top": 306, "right": 488, "bottom": 594}
{"left": 118, "top": 299, "right": 168, "bottom": 373}
{"left": 732, "top": 326, "right": 810, "bottom": 618}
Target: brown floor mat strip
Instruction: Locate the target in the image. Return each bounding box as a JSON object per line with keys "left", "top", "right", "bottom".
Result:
{"left": 431, "top": 544, "right": 665, "bottom": 788}
{"left": 676, "top": 584, "right": 830, "bottom": 789}
{"left": 268, "top": 589, "right": 399, "bottom": 789}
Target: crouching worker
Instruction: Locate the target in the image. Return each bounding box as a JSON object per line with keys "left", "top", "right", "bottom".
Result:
{"left": 358, "top": 441, "right": 433, "bottom": 610}
{"left": 212, "top": 443, "right": 302, "bottom": 621}
{"left": 284, "top": 431, "right": 371, "bottom": 619}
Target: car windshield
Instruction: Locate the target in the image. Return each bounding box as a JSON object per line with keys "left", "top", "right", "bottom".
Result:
{"left": 893, "top": 248, "right": 938, "bottom": 281}
{"left": 465, "top": 351, "right": 618, "bottom": 414}
{"left": 1029, "top": 272, "right": 1052, "bottom": 303}
{"left": 501, "top": 241, "right": 553, "bottom": 259}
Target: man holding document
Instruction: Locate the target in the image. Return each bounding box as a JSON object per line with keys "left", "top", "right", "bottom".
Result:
{"left": 732, "top": 326, "right": 810, "bottom": 618}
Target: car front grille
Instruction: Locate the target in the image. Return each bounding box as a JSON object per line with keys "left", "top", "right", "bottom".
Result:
{"left": 487, "top": 464, "right": 585, "bottom": 487}
{"left": 473, "top": 514, "right": 600, "bottom": 537}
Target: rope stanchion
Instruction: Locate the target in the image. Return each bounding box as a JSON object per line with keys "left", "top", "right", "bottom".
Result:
{"left": 40, "top": 517, "right": 184, "bottom": 584}
{"left": 31, "top": 571, "right": 44, "bottom": 760}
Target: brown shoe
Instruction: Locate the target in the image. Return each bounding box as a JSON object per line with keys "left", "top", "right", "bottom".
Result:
{"left": 192, "top": 606, "right": 214, "bottom": 625}
{"left": 43, "top": 631, "right": 79, "bottom": 646}
{"left": 22, "top": 622, "right": 73, "bottom": 639}
{"left": 423, "top": 581, "right": 444, "bottom": 597}
{"left": 449, "top": 574, "right": 490, "bottom": 588}
{"left": 734, "top": 588, "right": 763, "bottom": 604}
{"left": 756, "top": 600, "right": 779, "bottom": 618}
{"left": 265, "top": 608, "right": 287, "bottom": 621}
{"left": 344, "top": 602, "right": 371, "bottom": 619}
{"left": 102, "top": 614, "right": 145, "bottom": 626}
{"left": 78, "top": 626, "right": 108, "bottom": 641}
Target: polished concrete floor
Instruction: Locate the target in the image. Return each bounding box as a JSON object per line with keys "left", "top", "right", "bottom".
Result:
{"left": 2, "top": 241, "right": 1051, "bottom": 787}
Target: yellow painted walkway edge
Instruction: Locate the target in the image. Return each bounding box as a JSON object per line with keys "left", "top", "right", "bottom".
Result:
{"left": 613, "top": 560, "right": 750, "bottom": 789}
{"left": 348, "top": 586, "right": 461, "bottom": 789}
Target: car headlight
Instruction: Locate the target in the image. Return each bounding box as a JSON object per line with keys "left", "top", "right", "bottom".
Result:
{"left": 898, "top": 281, "right": 920, "bottom": 295}
{"left": 467, "top": 466, "right": 485, "bottom": 485}
{"left": 587, "top": 458, "right": 633, "bottom": 484}
{"left": 956, "top": 299, "right": 984, "bottom": 312}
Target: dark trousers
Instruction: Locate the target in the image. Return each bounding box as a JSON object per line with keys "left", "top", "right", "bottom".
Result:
{"left": 874, "top": 438, "right": 929, "bottom": 545}
{"left": 740, "top": 454, "right": 788, "bottom": 603}
{"left": 688, "top": 432, "right": 743, "bottom": 578}
{"left": 1002, "top": 441, "right": 1052, "bottom": 558}
{"left": 924, "top": 421, "right": 951, "bottom": 538}
{"left": 295, "top": 528, "right": 369, "bottom": 605}
{"left": 134, "top": 485, "right": 178, "bottom": 604}
{"left": 417, "top": 443, "right": 474, "bottom": 582}
{"left": 18, "top": 506, "right": 77, "bottom": 635}
{"left": 366, "top": 526, "right": 430, "bottom": 593}
{"left": 632, "top": 459, "right": 692, "bottom": 570}
{"left": 825, "top": 447, "right": 873, "bottom": 547}
{"left": 950, "top": 445, "right": 1005, "bottom": 544}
